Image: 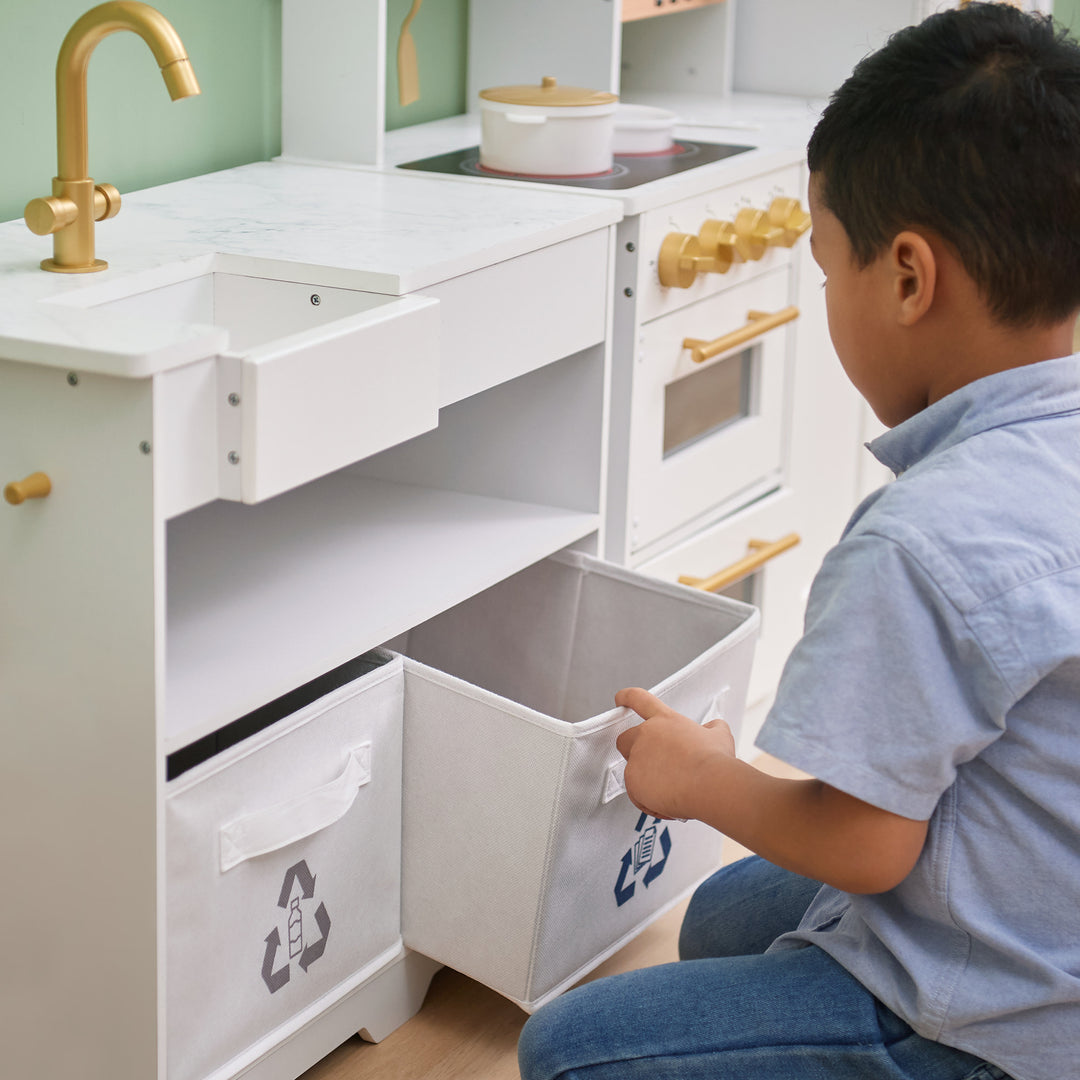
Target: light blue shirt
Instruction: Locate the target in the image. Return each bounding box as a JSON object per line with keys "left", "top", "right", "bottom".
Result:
{"left": 758, "top": 354, "right": 1080, "bottom": 1080}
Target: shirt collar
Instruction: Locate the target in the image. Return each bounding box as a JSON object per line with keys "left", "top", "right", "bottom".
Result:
{"left": 868, "top": 352, "right": 1080, "bottom": 476}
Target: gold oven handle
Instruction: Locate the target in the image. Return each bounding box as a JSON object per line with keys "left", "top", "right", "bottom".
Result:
{"left": 683, "top": 305, "right": 799, "bottom": 364}
{"left": 679, "top": 533, "right": 801, "bottom": 593}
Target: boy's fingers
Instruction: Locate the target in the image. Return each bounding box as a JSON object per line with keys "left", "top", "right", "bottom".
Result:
{"left": 614, "top": 686, "right": 671, "bottom": 719}
{"left": 615, "top": 723, "right": 638, "bottom": 760}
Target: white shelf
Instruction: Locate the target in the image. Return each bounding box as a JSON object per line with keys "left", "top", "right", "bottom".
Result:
{"left": 165, "top": 473, "right": 599, "bottom": 751}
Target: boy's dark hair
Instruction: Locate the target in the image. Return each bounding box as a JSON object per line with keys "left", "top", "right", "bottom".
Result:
{"left": 808, "top": 2, "right": 1080, "bottom": 327}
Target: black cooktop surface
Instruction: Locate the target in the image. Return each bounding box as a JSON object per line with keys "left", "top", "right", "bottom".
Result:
{"left": 396, "top": 140, "right": 755, "bottom": 190}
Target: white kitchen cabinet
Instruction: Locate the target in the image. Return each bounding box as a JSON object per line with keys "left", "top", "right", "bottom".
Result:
{"left": 0, "top": 164, "right": 624, "bottom": 1080}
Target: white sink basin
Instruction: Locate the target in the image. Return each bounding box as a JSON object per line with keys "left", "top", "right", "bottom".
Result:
{"left": 60, "top": 261, "right": 441, "bottom": 505}
{"left": 93, "top": 270, "right": 395, "bottom": 351}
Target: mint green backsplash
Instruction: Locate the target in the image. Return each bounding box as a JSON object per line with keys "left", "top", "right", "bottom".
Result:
{"left": 0, "top": 0, "right": 282, "bottom": 225}
{"left": 1059, "top": 0, "right": 1080, "bottom": 32}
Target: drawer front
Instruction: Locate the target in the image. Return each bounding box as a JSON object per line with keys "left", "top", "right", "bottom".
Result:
{"left": 219, "top": 294, "right": 440, "bottom": 504}
{"left": 637, "top": 163, "right": 804, "bottom": 322}
{"left": 165, "top": 658, "right": 403, "bottom": 1080}
{"left": 637, "top": 488, "right": 812, "bottom": 749}
{"left": 422, "top": 227, "right": 612, "bottom": 407}
{"left": 628, "top": 266, "right": 794, "bottom": 555}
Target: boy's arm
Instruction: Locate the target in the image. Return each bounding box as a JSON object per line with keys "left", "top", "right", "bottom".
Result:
{"left": 615, "top": 687, "right": 929, "bottom": 895}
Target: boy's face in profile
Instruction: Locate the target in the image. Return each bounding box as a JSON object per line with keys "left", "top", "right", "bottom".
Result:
{"left": 808, "top": 174, "right": 924, "bottom": 428}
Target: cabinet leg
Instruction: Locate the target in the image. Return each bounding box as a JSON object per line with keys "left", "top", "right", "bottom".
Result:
{"left": 357, "top": 951, "right": 444, "bottom": 1043}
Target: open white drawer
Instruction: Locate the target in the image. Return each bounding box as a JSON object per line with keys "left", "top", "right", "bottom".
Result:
{"left": 214, "top": 281, "right": 440, "bottom": 504}
{"left": 70, "top": 265, "right": 441, "bottom": 507}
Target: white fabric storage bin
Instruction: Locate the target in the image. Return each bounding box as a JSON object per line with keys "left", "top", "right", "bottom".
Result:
{"left": 398, "top": 550, "right": 758, "bottom": 1011}
{"left": 166, "top": 653, "right": 404, "bottom": 1080}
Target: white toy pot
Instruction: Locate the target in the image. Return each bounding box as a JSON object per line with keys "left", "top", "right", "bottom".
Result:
{"left": 479, "top": 76, "right": 618, "bottom": 177}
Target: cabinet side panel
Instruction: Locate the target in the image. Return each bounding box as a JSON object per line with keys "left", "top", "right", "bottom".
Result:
{"left": 0, "top": 360, "right": 159, "bottom": 1079}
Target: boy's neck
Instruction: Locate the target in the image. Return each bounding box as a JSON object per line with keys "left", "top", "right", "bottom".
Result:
{"left": 921, "top": 310, "right": 1079, "bottom": 409}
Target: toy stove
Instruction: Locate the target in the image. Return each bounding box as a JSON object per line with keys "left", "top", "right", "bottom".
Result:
{"left": 397, "top": 140, "right": 755, "bottom": 190}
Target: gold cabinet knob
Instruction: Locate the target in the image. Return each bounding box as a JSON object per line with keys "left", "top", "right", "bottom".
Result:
{"left": 24, "top": 196, "right": 79, "bottom": 236}
{"left": 93, "top": 183, "right": 121, "bottom": 222}
{"left": 734, "top": 207, "right": 785, "bottom": 261}
{"left": 658, "top": 230, "right": 736, "bottom": 289}
{"left": 4, "top": 471, "right": 52, "bottom": 505}
{"left": 767, "top": 196, "right": 811, "bottom": 247}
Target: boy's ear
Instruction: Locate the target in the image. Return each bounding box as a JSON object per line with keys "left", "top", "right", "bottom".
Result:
{"left": 890, "top": 230, "right": 936, "bottom": 326}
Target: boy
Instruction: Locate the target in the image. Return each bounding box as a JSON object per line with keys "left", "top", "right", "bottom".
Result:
{"left": 518, "top": 5, "right": 1080, "bottom": 1079}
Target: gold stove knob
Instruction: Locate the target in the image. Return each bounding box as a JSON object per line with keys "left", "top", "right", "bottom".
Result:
{"left": 697, "top": 219, "right": 737, "bottom": 275}
{"left": 658, "top": 229, "right": 737, "bottom": 289}
{"left": 734, "top": 207, "right": 784, "bottom": 261}
{"left": 767, "top": 196, "right": 811, "bottom": 247}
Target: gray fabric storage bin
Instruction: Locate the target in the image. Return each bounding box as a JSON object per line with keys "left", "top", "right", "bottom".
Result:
{"left": 166, "top": 654, "right": 403, "bottom": 1080}
{"left": 397, "top": 550, "right": 758, "bottom": 1011}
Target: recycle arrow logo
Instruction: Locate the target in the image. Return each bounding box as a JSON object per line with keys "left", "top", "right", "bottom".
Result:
{"left": 261, "top": 859, "right": 332, "bottom": 994}
{"left": 614, "top": 813, "right": 672, "bottom": 907}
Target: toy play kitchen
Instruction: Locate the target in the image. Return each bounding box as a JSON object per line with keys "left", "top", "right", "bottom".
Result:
{"left": 3, "top": 2, "right": 900, "bottom": 1080}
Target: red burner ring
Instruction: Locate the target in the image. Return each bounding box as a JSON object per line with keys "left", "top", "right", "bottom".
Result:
{"left": 614, "top": 142, "right": 687, "bottom": 159}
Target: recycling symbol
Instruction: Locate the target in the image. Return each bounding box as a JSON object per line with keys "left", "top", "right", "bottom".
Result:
{"left": 614, "top": 812, "right": 672, "bottom": 907}
{"left": 261, "top": 859, "right": 331, "bottom": 994}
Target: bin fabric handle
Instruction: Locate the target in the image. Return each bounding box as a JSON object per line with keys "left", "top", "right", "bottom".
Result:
{"left": 601, "top": 686, "right": 731, "bottom": 806}
{"left": 219, "top": 743, "right": 372, "bottom": 872}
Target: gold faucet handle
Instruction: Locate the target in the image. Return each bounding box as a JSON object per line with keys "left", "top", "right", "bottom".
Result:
{"left": 25, "top": 183, "right": 119, "bottom": 235}
{"left": 94, "top": 183, "right": 121, "bottom": 221}
{"left": 25, "top": 196, "right": 79, "bottom": 236}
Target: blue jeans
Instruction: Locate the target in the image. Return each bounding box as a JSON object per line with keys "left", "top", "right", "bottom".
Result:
{"left": 518, "top": 856, "right": 1011, "bottom": 1080}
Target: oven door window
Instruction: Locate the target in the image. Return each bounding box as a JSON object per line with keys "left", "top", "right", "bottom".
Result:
{"left": 663, "top": 346, "right": 752, "bottom": 458}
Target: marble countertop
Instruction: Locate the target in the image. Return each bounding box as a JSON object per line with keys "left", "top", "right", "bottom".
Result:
{"left": 0, "top": 160, "right": 621, "bottom": 378}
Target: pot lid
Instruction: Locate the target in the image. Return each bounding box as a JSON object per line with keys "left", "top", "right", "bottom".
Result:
{"left": 479, "top": 75, "right": 618, "bottom": 108}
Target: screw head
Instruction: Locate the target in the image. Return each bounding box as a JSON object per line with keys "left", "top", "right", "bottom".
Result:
{"left": 626, "top": 242, "right": 636, "bottom": 252}
{"left": 310, "top": 294, "right": 321, "bottom": 306}
{"left": 66, "top": 372, "right": 79, "bottom": 386}
{"left": 227, "top": 392, "right": 241, "bottom": 407}
{"left": 227, "top": 451, "right": 240, "bottom": 465}
{"left": 139, "top": 441, "right": 152, "bottom": 455}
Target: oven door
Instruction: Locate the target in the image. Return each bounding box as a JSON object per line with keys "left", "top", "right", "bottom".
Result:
{"left": 628, "top": 266, "right": 795, "bottom": 556}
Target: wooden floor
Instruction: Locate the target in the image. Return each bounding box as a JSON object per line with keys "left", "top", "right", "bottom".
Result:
{"left": 300, "top": 755, "right": 800, "bottom": 1080}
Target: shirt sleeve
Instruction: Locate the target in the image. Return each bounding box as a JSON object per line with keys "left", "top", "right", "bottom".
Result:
{"left": 756, "top": 527, "right": 1013, "bottom": 820}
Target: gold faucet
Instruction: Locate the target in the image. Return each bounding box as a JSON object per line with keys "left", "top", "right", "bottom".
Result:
{"left": 24, "top": 2, "right": 200, "bottom": 273}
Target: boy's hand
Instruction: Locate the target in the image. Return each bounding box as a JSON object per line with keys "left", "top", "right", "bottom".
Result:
{"left": 614, "top": 687, "right": 736, "bottom": 822}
